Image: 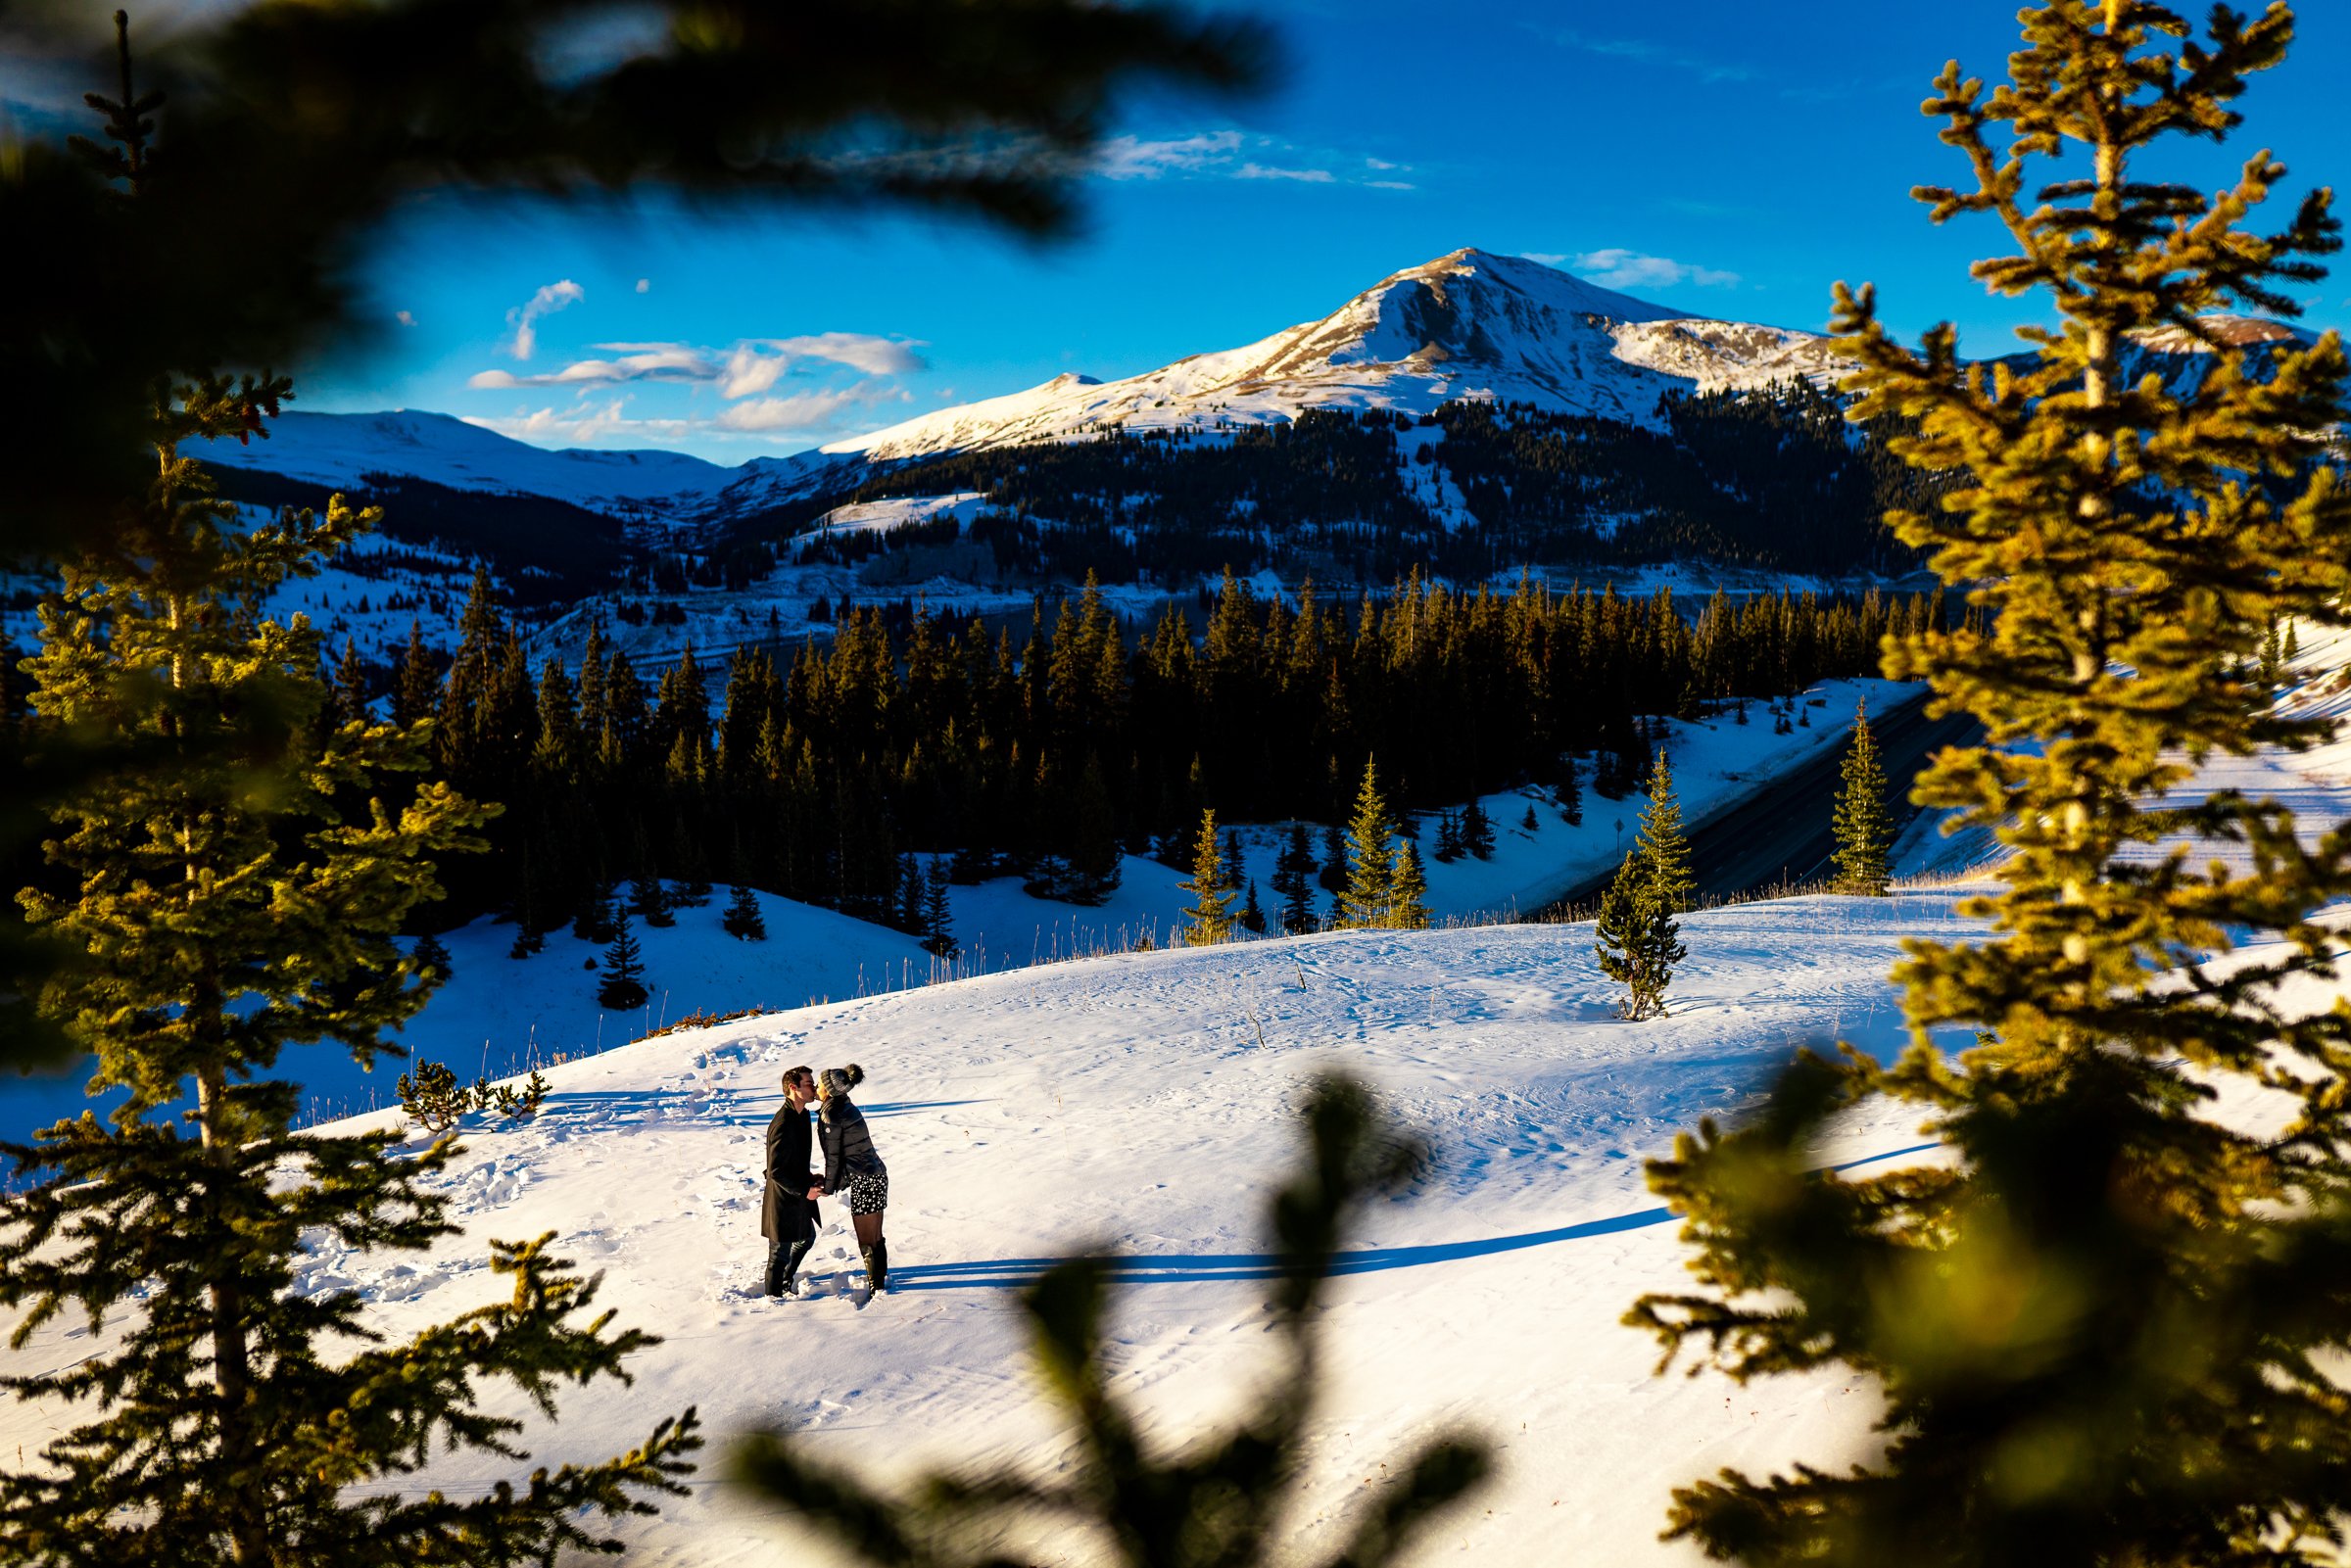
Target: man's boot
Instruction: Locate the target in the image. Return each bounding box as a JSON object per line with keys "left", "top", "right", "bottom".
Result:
{"left": 763, "top": 1242, "right": 788, "bottom": 1298}
{"left": 778, "top": 1239, "right": 813, "bottom": 1297}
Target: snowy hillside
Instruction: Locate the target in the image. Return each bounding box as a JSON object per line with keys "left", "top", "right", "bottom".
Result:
{"left": 0, "top": 888, "right": 1989, "bottom": 1565}
{"left": 193, "top": 409, "right": 741, "bottom": 523}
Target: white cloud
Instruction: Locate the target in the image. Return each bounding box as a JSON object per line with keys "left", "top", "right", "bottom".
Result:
{"left": 467, "top": 333, "right": 926, "bottom": 394}
{"left": 1096, "top": 130, "right": 1244, "bottom": 179}
{"left": 1235, "top": 163, "right": 1335, "bottom": 184}
{"left": 713, "top": 386, "right": 907, "bottom": 433}
{"left": 768, "top": 332, "right": 929, "bottom": 377}
{"left": 463, "top": 401, "right": 692, "bottom": 447}
{"left": 1555, "top": 249, "right": 1742, "bottom": 291}
{"left": 467, "top": 344, "right": 707, "bottom": 391}
{"left": 395, "top": 309, "right": 416, "bottom": 327}
{"left": 504, "top": 278, "right": 584, "bottom": 360}
{"left": 635, "top": 277, "right": 651, "bottom": 293}
{"left": 1094, "top": 130, "right": 1408, "bottom": 190}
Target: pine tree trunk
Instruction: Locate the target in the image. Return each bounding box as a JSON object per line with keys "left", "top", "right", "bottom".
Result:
{"left": 196, "top": 1057, "right": 268, "bottom": 1565}
{"left": 175, "top": 566, "right": 268, "bottom": 1564}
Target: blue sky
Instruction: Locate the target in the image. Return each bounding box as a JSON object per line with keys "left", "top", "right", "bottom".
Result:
{"left": 204, "top": 3, "right": 2351, "bottom": 460}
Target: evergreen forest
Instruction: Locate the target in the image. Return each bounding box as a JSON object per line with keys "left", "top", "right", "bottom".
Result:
{"left": 52, "top": 565, "right": 1957, "bottom": 943}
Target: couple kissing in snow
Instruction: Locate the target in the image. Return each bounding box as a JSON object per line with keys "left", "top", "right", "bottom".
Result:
{"left": 761, "top": 1063, "right": 892, "bottom": 1298}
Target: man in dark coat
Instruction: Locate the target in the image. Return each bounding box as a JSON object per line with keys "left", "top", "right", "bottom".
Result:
{"left": 762, "top": 1065, "right": 823, "bottom": 1297}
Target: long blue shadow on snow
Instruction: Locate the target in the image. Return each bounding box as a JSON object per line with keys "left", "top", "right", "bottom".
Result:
{"left": 886, "top": 1141, "right": 1940, "bottom": 1294}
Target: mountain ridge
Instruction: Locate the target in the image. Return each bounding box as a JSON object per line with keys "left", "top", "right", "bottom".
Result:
{"left": 191, "top": 247, "right": 2326, "bottom": 538}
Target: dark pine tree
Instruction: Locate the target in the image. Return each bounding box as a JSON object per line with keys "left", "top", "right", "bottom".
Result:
{"left": 722, "top": 882, "right": 767, "bottom": 941}
{"left": 599, "top": 918, "right": 648, "bottom": 1010}
{"left": 1461, "top": 797, "right": 1496, "bottom": 860}
{"left": 1318, "top": 823, "right": 1349, "bottom": 893}
{"left": 921, "top": 856, "right": 957, "bottom": 959}
{"left": 1434, "top": 809, "right": 1463, "bottom": 864}
{"left": 1272, "top": 824, "right": 1319, "bottom": 933}
{"left": 631, "top": 873, "right": 674, "bottom": 929}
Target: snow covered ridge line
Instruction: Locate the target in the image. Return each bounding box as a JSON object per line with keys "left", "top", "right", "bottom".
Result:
{"left": 192, "top": 249, "right": 2329, "bottom": 528}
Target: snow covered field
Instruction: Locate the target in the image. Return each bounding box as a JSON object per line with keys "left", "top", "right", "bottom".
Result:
{"left": 0, "top": 893, "right": 1979, "bottom": 1565}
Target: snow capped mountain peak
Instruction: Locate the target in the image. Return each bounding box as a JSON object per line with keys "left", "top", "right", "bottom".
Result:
{"left": 818, "top": 248, "right": 1848, "bottom": 464}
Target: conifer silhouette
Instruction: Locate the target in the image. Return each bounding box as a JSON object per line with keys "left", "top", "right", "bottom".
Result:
{"left": 600, "top": 918, "right": 649, "bottom": 1010}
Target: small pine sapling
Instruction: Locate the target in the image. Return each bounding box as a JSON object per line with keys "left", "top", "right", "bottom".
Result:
{"left": 490, "top": 1069, "right": 551, "bottom": 1121}
{"left": 600, "top": 919, "right": 649, "bottom": 1010}
{"left": 1239, "top": 879, "right": 1268, "bottom": 934}
{"left": 1594, "top": 851, "right": 1685, "bottom": 1022}
{"left": 1634, "top": 751, "right": 1694, "bottom": 913}
{"left": 1831, "top": 699, "right": 1893, "bottom": 897}
{"left": 1178, "top": 809, "right": 1236, "bottom": 947}
{"left": 397, "top": 1060, "right": 477, "bottom": 1137}
{"left": 1434, "top": 809, "right": 1463, "bottom": 863}
{"left": 1388, "top": 836, "right": 1431, "bottom": 930}
{"left": 1337, "top": 759, "right": 1397, "bottom": 928}
{"left": 722, "top": 882, "right": 768, "bottom": 941}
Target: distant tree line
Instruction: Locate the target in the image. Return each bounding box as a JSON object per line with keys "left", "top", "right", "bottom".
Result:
{"left": 316, "top": 565, "right": 1953, "bottom": 941}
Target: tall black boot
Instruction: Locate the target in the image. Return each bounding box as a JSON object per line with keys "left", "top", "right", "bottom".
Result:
{"left": 870, "top": 1236, "right": 888, "bottom": 1294}
{"left": 779, "top": 1238, "right": 813, "bottom": 1297}
{"left": 766, "top": 1238, "right": 812, "bottom": 1297}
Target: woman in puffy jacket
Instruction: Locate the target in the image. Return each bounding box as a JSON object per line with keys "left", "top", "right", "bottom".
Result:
{"left": 817, "top": 1064, "right": 890, "bottom": 1293}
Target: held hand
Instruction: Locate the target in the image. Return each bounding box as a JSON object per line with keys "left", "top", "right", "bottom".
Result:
{"left": 806, "top": 1185, "right": 825, "bottom": 1201}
